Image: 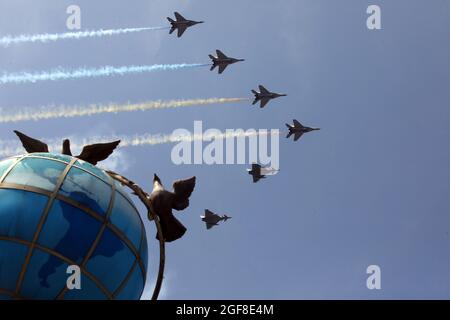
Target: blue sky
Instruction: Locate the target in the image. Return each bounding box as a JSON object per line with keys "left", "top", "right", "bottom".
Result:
{"left": 0, "top": 0, "right": 449, "bottom": 299}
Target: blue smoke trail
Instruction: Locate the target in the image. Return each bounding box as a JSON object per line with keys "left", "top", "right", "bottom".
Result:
{"left": 0, "top": 27, "right": 169, "bottom": 46}
{"left": 0, "top": 63, "right": 210, "bottom": 84}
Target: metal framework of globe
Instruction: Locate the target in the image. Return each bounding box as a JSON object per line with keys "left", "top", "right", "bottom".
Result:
{"left": 0, "top": 153, "right": 153, "bottom": 300}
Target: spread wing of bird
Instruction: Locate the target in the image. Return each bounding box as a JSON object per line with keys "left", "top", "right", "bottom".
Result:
{"left": 13, "top": 130, "right": 49, "bottom": 153}
{"left": 177, "top": 25, "right": 187, "bottom": 37}
{"left": 76, "top": 140, "right": 121, "bottom": 166}
{"left": 172, "top": 176, "right": 196, "bottom": 211}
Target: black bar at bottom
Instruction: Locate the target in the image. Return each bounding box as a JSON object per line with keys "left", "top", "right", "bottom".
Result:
{"left": 0, "top": 300, "right": 447, "bottom": 319}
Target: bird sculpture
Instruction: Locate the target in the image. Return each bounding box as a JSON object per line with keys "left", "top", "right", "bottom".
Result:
{"left": 14, "top": 130, "right": 120, "bottom": 166}
{"left": 149, "top": 174, "right": 196, "bottom": 242}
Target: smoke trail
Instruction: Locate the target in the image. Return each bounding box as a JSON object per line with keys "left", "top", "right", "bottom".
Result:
{"left": 0, "top": 63, "right": 210, "bottom": 85}
{"left": 0, "top": 130, "right": 279, "bottom": 158}
{"left": 0, "top": 98, "right": 249, "bottom": 123}
{"left": 0, "top": 27, "right": 168, "bottom": 46}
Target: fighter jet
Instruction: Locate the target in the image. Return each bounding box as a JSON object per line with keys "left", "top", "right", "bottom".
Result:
{"left": 13, "top": 130, "right": 120, "bottom": 166}
{"left": 251, "top": 85, "right": 287, "bottom": 108}
{"left": 167, "top": 12, "right": 204, "bottom": 38}
{"left": 247, "top": 163, "right": 265, "bottom": 183}
{"left": 208, "top": 50, "right": 244, "bottom": 74}
{"left": 247, "top": 163, "right": 278, "bottom": 183}
{"left": 286, "top": 119, "right": 320, "bottom": 142}
{"left": 149, "top": 174, "right": 196, "bottom": 242}
{"left": 201, "top": 209, "right": 231, "bottom": 230}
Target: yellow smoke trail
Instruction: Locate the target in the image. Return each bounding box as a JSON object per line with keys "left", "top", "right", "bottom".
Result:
{"left": 0, "top": 98, "right": 248, "bottom": 123}
{"left": 0, "top": 130, "right": 279, "bottom": 158}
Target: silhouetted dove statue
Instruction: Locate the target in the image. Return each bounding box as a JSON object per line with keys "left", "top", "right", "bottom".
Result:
{"left": 14, "top": 130, "right": 120, "bottom": 166}
{"left": 149, "top": 174, "right": 196, "bottom": 242}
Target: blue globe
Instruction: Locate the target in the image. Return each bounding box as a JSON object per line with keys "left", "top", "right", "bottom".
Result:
{"left": 0, "top": 153, "right": 148, "bottom": 300}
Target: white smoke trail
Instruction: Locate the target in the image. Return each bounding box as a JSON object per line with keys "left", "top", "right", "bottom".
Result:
{"left": 0, "top": 98, "right": 249, "bottom": 123}
{"left": 0, "top": 63, "right": 210, "bottom": 85}
{"left": 0, "top": 130, "right": 279, "bottom": 158}
{"left": 0, "top": 27, "right": 168, "bottom": 46}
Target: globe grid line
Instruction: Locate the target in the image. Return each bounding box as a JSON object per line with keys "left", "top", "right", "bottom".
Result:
{"left": 0, "top": 288, "right": 19, "bottom": 299}
{"left": 0, "top": 154, "right": 149, "bottom": 300}
{"left": 14, "top": 157, "right": 77, "bottom": 295}
{"left": 106, "top": 220, "right": 146, "bottom": 280}
{"left": 0, "top": 185, "right": 147, "bottom": 298}
{"left": 0, "top": 180, "right": 147, "bottom": 291}
{"left": 2, "top": 155, "right": 147, "bottom": 263}
{"left": 105, "top": 170, "right": 166, "bottom": 301}
{"left": 0, "top": 235, "right": 112, "bottom": 299}
{"left": 0, "top": 156, "right": 25, "bottom": 183}
{"left": 19, "top": 154, "right": 116, "bottom": 188}
{"left": 111, "top": 233, "right": 145, "bottom": 299}
{"left": 54, "top": 177, "right": 118, "bottom": 299}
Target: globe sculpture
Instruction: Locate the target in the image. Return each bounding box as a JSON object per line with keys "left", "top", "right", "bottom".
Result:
{"left": 0, "top": 153, "right": 148, "bottom": 300}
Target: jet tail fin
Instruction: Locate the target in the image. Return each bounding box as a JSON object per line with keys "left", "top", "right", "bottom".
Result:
{"left": 210, "top": 64, "right": 217, "bottom": 71}
{"left": 285, "top": 123, "right": 291, "bottom": 129}
{"left": 286, "top": 132, "right": 293, "bottom": 139}
{"left": 167, "top": 17, "right": 175, "bottom": 23}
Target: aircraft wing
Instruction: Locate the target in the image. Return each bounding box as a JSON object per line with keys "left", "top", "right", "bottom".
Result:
{"left": 216, "top": 50, "right": 227, "bottom": 59}
{"left": 253, "top": 174, "right": 266, "bottom": 183}
{"left": 218, "top": 64, "right": 227, "bottom": 74}
{"left": 294, "top": 132, "right": 304, "bottom": 141}
{"left": 258, "top": 85, "right": 270, "bottom": 94}
{"left": 177, "top": 25, "right": 187, "bottom": 37}
{"left": 174, "top": 12, "right": 186, "bottom": 21}
{"left": 293, "top": 119, "right": 303, "bottom": 128}
{"left": 206, "top": 222, "right": 216, "bottom": 230}
{"left": 205, "top": 209, "right": 215, "bottom": 217}
{"left": 252, "top": 163, "right": 261, "bottom": 171}
{"left": 259, "top": 98, "right": 270, "bottom": 108}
